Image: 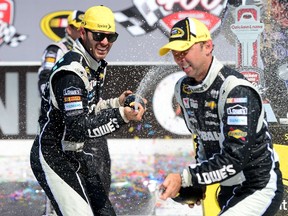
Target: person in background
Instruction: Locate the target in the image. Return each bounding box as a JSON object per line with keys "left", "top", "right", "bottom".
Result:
{"left": 37, "top": 10, "right": 84, "bottom": 95}
{"left": 158, "top": 17, "right": 283, "bottom": 215}
{"left": 30, "top": 5, "right": 146, "bottom": 216}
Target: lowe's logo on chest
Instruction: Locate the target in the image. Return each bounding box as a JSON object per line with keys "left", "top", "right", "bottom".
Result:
{"left": 227, "top": 104, "right": 247, "bottom": 115}
{"left": 63, "top": 86, "right": 82, "bottom": 96}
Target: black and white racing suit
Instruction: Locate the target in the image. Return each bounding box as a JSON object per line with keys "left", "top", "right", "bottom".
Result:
{"left": 37, "top": 34, "right": 113, "bottom": 215}
{"left": 175, "top": 57, "right": 283, "bottom": 215}
{"left": 30, "top": 39, "right": 127, "bottom": 216}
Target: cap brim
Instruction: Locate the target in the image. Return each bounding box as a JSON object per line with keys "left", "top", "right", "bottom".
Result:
{"left": 159, "top": 40, "right": 195, "bottom": 56}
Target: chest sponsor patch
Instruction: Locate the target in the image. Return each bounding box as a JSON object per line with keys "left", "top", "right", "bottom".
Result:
{"left": 197, "top": 130, "right": 220, "bottom": 141}
{"left": 63, "top": 86, "right": 82, "bottom": 96}
{"left": 182, "top": 84, "right": 193, "bottom": 94}
{"left": 210, "top": 89, "right": 219, "bottom": 99}
{"left": 190, "top": 99, "right": 198, "bottom": 109}
{"left": 64, "top": 101, "right": 83, "bottom": 111}
{"left": 205, "top": 121, "right": 219, "bottom": 126}
{"left": 64, "top": 96, "right": 81, "bottom": 103}
{"left": 226, "top": 97, "right": 247, "bottom": 103}
{"left": 228, "top": 129, "right": 247, "bottom": 141}
{"left": 205, "top": 101, "right": 217, "bottom": 110}
{"left": 183, "top": 98, "right": 190, "bottom": 108}
{"left": 227, "top": 104, "right": 247, "bottom": 115}
{"left": 205, "top": 111, "right": 218, "bottom": 118}
{"left": 227, "top": 116, "right": 247, "bottom": 125}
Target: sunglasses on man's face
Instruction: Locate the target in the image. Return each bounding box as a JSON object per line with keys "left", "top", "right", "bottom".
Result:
{"left": 87, "top": 29, "right": 118, "bottom": 43}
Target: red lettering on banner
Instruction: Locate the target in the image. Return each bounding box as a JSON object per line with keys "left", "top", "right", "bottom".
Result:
{"left": 0, "top": 0, "right": 13, "bottom": 24}
{"left": 157, "top": 0, "right": 222, "bottom": 11}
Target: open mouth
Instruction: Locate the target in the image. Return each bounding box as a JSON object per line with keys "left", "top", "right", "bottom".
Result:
{"left": 97, "top": 47, "right": 108, "bottom": 52}
{"left": 183, "top": 64, "right": 190, "bottom": 69}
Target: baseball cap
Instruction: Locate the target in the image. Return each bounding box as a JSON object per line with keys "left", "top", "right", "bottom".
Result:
{"left": 81, "top": 5, "right": 116, "bottom": 33}
{"left": 67, "top": 10, "right": 84, "bottom": 28}
{"left": 159, "top": 17, "right": 211, "bottom": 56}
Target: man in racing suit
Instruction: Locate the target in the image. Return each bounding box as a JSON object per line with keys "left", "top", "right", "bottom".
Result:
{"left": 37, "top": 10, "right": 85, "bottom": 216}
{"left": 158, "top": 17, "right": 283, "bottom": 215}
{"left": 37, "top": 10, "right": 84, "bottom": 95}
{"left": 37, "top": 10, "right": 113, "bottom": 216}
{"left": 30, "top": 6, "right": 146, "bottom": 216}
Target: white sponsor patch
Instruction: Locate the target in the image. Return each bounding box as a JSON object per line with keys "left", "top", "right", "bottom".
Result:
{"left": 205, "top": 111, "right": 217, "bottom": 118}
{"left": 190, "top": 99, "right": 198, "bottom": 109}
{"left": 64, "top": 101, "right": 83, "bottom": 111}
{"left": 63, "top": 86, "right": 82, "bottom": 96}
{"left": 227, "top": 104, "right": 247, "bottom": 115}
{"left": 227, "top": 116, "right": 247, "bottom": 125}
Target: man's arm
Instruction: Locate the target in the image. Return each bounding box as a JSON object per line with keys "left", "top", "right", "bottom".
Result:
{"left": 53, "top": 71, "right": 127, "bottom": 142}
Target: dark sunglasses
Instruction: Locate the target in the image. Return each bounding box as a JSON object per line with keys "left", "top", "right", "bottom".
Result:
{"left": 86, "top": 29, "right": 118, "bottom": 43}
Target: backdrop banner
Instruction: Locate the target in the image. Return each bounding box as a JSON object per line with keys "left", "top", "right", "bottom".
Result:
{"left": 0, "top": 63, "right": 287, "bottom": 144}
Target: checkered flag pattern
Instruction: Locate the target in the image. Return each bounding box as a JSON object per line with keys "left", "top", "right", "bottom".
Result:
{"left": 7, "top": 33, "right": 27, "bottom": 47}
{"left": 0, "top": 21, "right": 27, "bottom": 47}
{"left": 114, "top": 0, "right": 170, "bottom": 36}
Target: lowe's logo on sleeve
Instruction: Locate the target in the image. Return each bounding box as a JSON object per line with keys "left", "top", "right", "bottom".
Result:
{"left": 227, "top": 116, "right": 247, "bottom": 125}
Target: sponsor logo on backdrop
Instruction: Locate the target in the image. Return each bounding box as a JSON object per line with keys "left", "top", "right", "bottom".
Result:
{"left": 40, "top": 11, "right": 71, "bottom": 41}
{"left": 0, "top": 0, "right": 27, "bottom": 47}
{"left": 113, "top": 0, "right": 226, "bottom": 37}
{"left": 230, "top": 5, "right": 265, "bottom": 90}
{"left": 41, "top": 0, "right": 226, "bottom": 43}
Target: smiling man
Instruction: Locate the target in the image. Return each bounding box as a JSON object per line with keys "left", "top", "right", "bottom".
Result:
{"left": 158, "top": 17, "right": 283, "bottom": 216}
{"left": 30, "top": 5, "right": 146, "bottom": 216}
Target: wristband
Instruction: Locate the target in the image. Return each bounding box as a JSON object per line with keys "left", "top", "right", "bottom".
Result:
{"left": 181, "top": 168, "right": 193, "bottom": 187}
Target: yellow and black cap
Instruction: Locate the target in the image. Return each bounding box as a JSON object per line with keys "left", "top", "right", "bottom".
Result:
{"left": 81, "top": 5, "right": 116, "bottom": 33}
{"left": 159, "top": 17, "right": 211, "bottom": 56}
{"left": 67, "top": 10, "right": 85, "bottom": 28}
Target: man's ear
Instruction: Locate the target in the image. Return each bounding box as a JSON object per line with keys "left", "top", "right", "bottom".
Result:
{"left": 79, "top": 27, "right": 86, "bottom": 39}
{"left": 205, "top": 40, "right": 214, "bottom": 54}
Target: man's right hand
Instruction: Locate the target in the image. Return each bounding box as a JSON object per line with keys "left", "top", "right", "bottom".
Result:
{"left": 123, "top": 103, "right": 146, "bottom": 121}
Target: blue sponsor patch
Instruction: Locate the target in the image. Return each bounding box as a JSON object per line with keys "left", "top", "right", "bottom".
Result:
{"left": 64, "top": 101, "right": 83, "bottom": 111}
{"left": 227, "top": 116, "right": 247, "bottom": 125}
